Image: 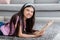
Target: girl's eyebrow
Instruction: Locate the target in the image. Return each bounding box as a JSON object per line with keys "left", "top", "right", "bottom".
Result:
{"left": 26, "top": 8, "right": 34, "bottom": 12}
{"left": 26, "top": 8, "right": 29, "bottom": 10}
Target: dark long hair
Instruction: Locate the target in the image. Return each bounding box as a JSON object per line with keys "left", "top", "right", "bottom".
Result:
{"left": 9, "top": 3, "right": 35, "bottom": 36}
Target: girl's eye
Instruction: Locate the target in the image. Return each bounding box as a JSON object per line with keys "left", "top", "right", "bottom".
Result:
{"left": 26, "top": 9, "right": 30, "bottom": 11}
{"left": 31, "top": 11, "right": 33, "bottom": 13}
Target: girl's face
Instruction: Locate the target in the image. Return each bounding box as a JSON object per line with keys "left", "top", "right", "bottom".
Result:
{"left": 24, "top": 7, "right": 34, "bottom": 19}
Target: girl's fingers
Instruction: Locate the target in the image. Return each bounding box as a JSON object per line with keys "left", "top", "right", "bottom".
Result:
{"left": 34, "top": 30, "right": 45, "bottom": 35}
{"left": 39, "top": 30, "right": 45, "bottom": 35}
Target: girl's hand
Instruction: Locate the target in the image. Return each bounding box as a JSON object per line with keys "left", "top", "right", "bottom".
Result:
{"left": 34, "top": 30, "right": 45, "bottom": 37}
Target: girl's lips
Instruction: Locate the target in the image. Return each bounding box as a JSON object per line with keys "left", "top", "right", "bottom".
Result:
{"left": 27, "top": 14, "right": 30, "bottom": 15}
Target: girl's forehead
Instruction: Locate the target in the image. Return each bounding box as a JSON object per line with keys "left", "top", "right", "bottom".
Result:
{"left": 24, "top": 7, "right": 34, "bottom": 11}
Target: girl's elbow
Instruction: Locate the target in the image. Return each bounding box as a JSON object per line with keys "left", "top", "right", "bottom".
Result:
{"left": 18, "top": 33, "right": 23, "bottom": 38}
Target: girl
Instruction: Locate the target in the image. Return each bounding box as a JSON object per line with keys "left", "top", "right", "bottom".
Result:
{"left": 0, "top": 3, "right": 54, "bottom": 38}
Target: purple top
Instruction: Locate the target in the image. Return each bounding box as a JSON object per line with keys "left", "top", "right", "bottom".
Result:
{"left": 0, "top": 16, "right": 19, "bottom": 35}
{"left": 0, "top": 16, "right": 26, "bottom": 35}
{"left": 0, "top": 23, "right": 15, "bottom": 35}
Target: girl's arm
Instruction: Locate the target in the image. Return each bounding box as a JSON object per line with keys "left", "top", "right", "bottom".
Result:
{"left": 18, "top": 25, "right": 38, "bottom": 38}
{"left": 15, "top": 16, "right": 40, "bottom": 38}
{"left": 15, "top": 16, "right": 37, "bottom": 38}
{"left": 18, "top": 23, "right": 45, "bottom": 38}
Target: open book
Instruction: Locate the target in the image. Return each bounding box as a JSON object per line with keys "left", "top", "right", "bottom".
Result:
{"left": 34, "top": 20, "right": 54, "bottom": 34}
{"left": 40, "top": 20, "right": 54, "bottom": 31}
